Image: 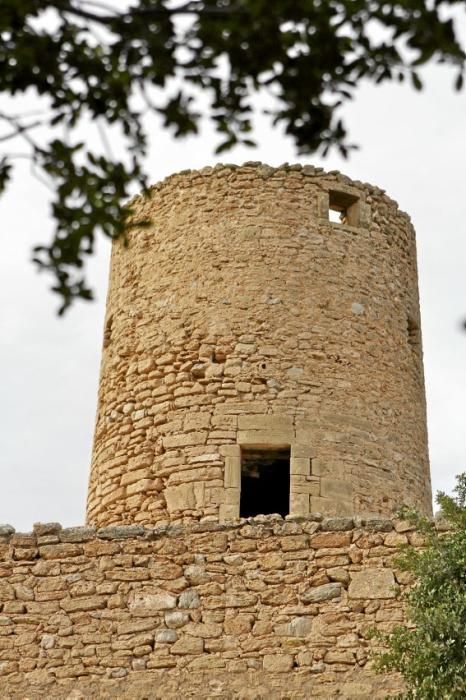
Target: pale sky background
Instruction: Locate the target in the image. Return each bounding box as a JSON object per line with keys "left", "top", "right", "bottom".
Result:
{"left": 1, "top": 63, "right": 465, "bottom": 531}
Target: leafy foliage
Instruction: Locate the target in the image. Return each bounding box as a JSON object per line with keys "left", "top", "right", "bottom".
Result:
{"left": 376, "top": 474, "right": 466, "bottom": 699}
{"left": 0, "top": 1, "right": 465, "bottom": 311}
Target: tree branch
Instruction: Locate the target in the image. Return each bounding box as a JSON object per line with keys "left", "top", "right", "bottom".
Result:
{"left": 0, "top": 113, "right": 44, "bottom": 148}
{"left": 55, "top": 0, "right": 248, "bottom": 26}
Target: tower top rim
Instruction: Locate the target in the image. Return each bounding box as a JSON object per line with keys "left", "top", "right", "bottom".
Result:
{"left": 128, "top": 161, "right": 411, "bottom": 223}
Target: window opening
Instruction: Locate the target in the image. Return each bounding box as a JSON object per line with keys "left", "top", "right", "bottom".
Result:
{"left": 240, "top": 446, "right": 290, "bottom": 518}
{"left": 329, "top": 207, "right": 345, "bottom": 223}
{"left": 407, "top": 314, "right": 420, "bottom": 349}
{"left": 328, "top": 190, "right": 360, "bottom": 226}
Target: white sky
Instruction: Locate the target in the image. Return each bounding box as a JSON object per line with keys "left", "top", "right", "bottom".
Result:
{"left": 1, "top": 65, "right": 465, "bottom": 531}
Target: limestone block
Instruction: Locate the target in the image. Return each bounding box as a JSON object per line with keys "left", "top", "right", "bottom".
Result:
{"left": 327, "top": 567, "right": 350, "bottom": 584}
{"left": 320, "top": 478, "right": 353, "bottom": 499}
{"left": 348, "top": 569, "right": 396, "bottom": 599}
{"left": 117, "top": 620, "right": 155, "bottom": 635}
{"left": 286, "top": 366, "right": 304, "bottom": 380}
{"left": 237, "top": 429, "right": 293, "bottom": 445}
{"left": 184, "top": 622, "right": 222, "bottom": 638}
{"left": 234, "top": 342, "right": 256, "bottom": 355}
{"left": 280, "top": 535, "right": 308, "bottom": 551}
{"left": 325, "top": 649, "right": 356, "bottom": 664}
{"left": 301, "top": 582, "right": 342, "bottom": 604}
{"left": 126, "top": 479, "right": 156, "bottom": 496}
{"left": 290, "top": 457, "right": 311, "bottom": 476}
{"left": 170, "top": 637, "right": 204, "bottom": 655}
{"left": 321, "top": 517, "right": 354, "bottom": 531}
{"left": 59, "top": 527, "right": 96, "bottom": 543}
{"left": 310, "top": 531, "right": 352, "bottom": 548}
{"left": 384, "top": 531, "right": 408, "bottom": 547}
{"left": 224, "top": 453, "right": 240, "bottom": 488}
{"left": 223, "top": 488, "right": 240, "bottom": 506}
{"left": 0, "top": 582, "right": 14, "bottom": 600}
{"left": 289, "top": 492, "right": 309, "bottom": 517}
{"left": 225, "top": 591, "right": 257, "bottom": 608}
{"left": 220, "top": 444, "right": 241, "bottom": 457}
{"left": 295, "top": 428, "right": 318, "bottom": 444}
{"left": 165, "top": 483, "right": 195, "bottom": 512}
{"left": 237, "top": 415, "right": 293, "bottom": 431}
{"left": 291, "top": 475, "right": 320, "bottom": 495}
{"left": 178, "top": 590, "right": 201, "bottom": 609}
{"left": 155, "top": 629, "right": 178, "bottom": 643}
{"left": 60, "top": 596, "right": 106, "bottom": 613}
{"left": 3, "top": 601, "right": 24, "bottom": 614}
{"left": 205, "top": 362, "right": 224, "bottom": 379}
{"left": 310, "top": 496, "right": 332, "bottom": 513}
{"left": 100, "top": 487, "right": 125, "bottom": 508}
{"left": 311, "top": 458, "right": 345, "bottom": 478}
{"left": 129, "top": 590, "right": 177, "bottom": 613}
{"left": 263, "top": 654, "right": 294, "bottom": 672}
{"left": 274, "top": 616, "right": 313, "bottom": 638}
{"left": 219, "top": 504, "right": 239, "bottom": 522}
{"left": 188, "top": 452, "right": 222, "bottom": 464}
{"left": 205, "top": 486, "right": 224, "bottom": 506}
{"left": 150, "top": 561, "right": 183, "bottom": 580}
{"left": 162, "top": 431, "right": 207, "bottom": 449}
{"left": 165, "top": 611, "right": 190, "bottom": 629}
{"left": 291, "top": 444, "right": 317, "bottom": 459}
{"left": 193, "top": 482, "right": 205, "bottom": 508}
{"left": 184, "top": 413, "right": 211, "bottom": 431}
{"left": 223, "top": 615, "right": 254, "bottom": 638}
{"left": 13, "top": 584, "right": 33, "bottom": 601}
{"left": 39, "top": 544, "right": 83, "bottom": 559}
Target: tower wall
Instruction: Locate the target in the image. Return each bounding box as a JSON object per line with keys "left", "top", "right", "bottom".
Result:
{"left": 87, "top": 163, "right": 431, "bottom": 527}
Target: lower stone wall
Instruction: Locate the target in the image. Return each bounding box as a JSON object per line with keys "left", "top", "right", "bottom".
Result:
{"left": 0, "top": 515, "right": 422, "bottom": 699}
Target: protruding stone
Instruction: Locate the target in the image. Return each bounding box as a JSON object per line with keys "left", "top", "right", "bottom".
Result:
{"left": 0, "top": 525, "right": 15, "bottom": 537}
{"left": 155, "top": 629, "right": 178, "bottom": 643}
{"left": 301, "top": 582, "right": 342, "bottom": 604}
{"left": 365, "top": 517, "right": 393, "bottom": 532}
{"left": 33, "top": 523, "right": 62, "bottom": 536}
{"left": 178, "top": 590, "right": 200, "bottom": 609}
{"left": 97, "top": 525, "right": 145, "bottom": 539}
{"left": 321, "top": 517, "right": 354, "bottom": 531}
{"left": 165, "top": 611, "right": 189, "bottom": 629}
{"left": 60, "top": 526, "right": 96, "bottom": 543}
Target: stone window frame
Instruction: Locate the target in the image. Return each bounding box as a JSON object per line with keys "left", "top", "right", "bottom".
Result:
{"left": 219, "top": 430, "right": 317, "bottom": 522}
{"left": 317, "top": 185, "right": 371, "bottom": 230}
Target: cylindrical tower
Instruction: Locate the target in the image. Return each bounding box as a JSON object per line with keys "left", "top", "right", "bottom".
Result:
{"left": 87, "top": 163, "right": 432, "bottom": 527}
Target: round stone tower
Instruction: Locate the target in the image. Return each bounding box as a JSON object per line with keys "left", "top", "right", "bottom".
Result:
{"left": 87, "top": 162, "right": 432, "bottom": 527}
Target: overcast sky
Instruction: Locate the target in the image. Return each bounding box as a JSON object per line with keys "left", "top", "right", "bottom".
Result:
{"left": 1, "top": 63, "right": 465, "bottom": 531}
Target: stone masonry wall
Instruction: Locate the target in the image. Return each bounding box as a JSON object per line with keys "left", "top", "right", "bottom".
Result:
{"left": 0, "top": 514, "right": 435, "bottom": 699}
{"left": 87, "top": 162, "right": 431, "bottom": 527}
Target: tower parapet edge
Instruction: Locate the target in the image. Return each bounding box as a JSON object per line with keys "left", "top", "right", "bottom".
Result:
{"left": 87, "top": 162, "right": 432, "bottom": 527}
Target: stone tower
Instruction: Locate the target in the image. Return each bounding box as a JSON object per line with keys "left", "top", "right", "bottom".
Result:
{"left": 87, "top": 163, "right": 432, "bottom": 527}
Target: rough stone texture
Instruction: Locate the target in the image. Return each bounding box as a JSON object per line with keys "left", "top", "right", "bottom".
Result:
{"left": 0, "top": 516, "right": 440, "bottom": 698}
{"left": 86, "top": 162, "right": 431, "bottom": 527}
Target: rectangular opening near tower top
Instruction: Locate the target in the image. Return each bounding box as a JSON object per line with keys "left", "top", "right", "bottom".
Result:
{"left": 328, "top": 189, "right": 360, "bottom": 226}
{"left": 240, "top": 446, "right": 290, "bottom": 518}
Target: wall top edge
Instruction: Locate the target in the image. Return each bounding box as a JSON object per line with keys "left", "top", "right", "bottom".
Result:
{"left": 0, "top": 514, "right": 451, "bottom": 545}
{"left": 126, "top": 161, "right": 411, "bottom": 223}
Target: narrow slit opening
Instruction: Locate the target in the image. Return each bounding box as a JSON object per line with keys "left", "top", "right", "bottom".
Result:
{"left": 407, "top": 315, "right": 420, "bottom": 349}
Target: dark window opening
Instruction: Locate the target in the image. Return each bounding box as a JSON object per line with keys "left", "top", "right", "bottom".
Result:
{"left": 328, "top": 190, "right": 360, "bottom": 227}
{"left": 407, "top": 315, "right": 420, "bottom": 349}
{"left": 240, "top": 446, "right": 290, "bottom": 518}
{"left": 103, "top": 315, "right": 113, "bottom": 348}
